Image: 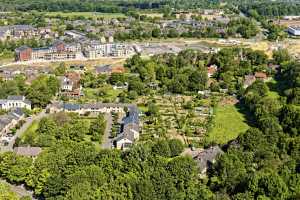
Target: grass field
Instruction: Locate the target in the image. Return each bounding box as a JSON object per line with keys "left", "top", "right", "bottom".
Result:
{"left": 207, "top": 104, "right": 249, "bottom": 144}
{"left": 83, "top": 86, "right": 123, "bottom": 103}
{"left": 43, "top": 12, "right": 125, "bottom": 19}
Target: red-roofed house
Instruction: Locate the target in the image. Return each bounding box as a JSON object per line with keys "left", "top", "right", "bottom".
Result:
{"left": 255, "top": 72, "right": 268, "bottom": 82}
{"left": 207, "top": 65, "right": 218, "bottom": 78}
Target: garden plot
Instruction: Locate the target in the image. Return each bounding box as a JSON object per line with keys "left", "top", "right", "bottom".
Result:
{"left": 140, "top": 95, "right": 211, "bottom": 145}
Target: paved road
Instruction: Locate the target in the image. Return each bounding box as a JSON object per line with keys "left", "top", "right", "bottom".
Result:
{"left": 101, "top": 113, "right": 113, "bottom": 149}
{"left": 0, "top": 110, "right": 48, "bottom": 152}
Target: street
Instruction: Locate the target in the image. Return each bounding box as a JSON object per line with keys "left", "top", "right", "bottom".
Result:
{"left": 101, "top": 113, "right": 113, "bottom": 149}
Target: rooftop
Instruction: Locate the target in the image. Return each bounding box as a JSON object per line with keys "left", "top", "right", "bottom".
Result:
{"left": 14, "top": 147, "right": 42, "bottom": 157}
{"left": 194, "top": 146, "right": 223, "bottom": 172}
{"left": 255, "top": 72, "right": 267, "bottom": 79}
{"left": 7, "top": 95, "right": 25, "bottom": 101}
{"left": 15, "top": 46, "right": 31, "bottom": 52}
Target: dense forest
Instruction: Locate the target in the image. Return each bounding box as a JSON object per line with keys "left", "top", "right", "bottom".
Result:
{"left": 240, "top": 2, "right": 300, "bottom": 17}
{"left": 2, "top": 0, "right": 300, "bottom": 14}
{"left": 0, "top": 0, "right": 220, "bottom": 12}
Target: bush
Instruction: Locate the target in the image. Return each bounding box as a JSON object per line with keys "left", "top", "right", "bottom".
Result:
{"left": 152, "top": 140, "right": 171, "bottom": 157}
{"left": 168, "top": 139, "right": 184, "bottom": 157}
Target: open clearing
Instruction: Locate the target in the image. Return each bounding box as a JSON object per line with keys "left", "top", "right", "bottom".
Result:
{"left": 207, "top": 104, "right": 249, "bottom": 144}
{"left": 19, "top": 120, "right": 39, "bottom": 143}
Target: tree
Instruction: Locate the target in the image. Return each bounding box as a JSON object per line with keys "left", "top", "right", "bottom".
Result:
{"left": 26, "top": 76, "right": 59, "bottom": 108}
{"left": 247, "top": 171, "right": 289, "bottom": 199}
{"left": 152, "top": 28, "right": 161, "bottom": 38}
{"left": 89, "top": 115, "right": 106, "bottom": 142}
{"left": 273, "top": 49, "right": 291, "bottom": 64}
{"left": 0, "top": 152, "right": 32, "bottom": 183}
{"left": 188, "top": 69, "right": 208, "bottom": 91}
{"left": 146, "top": 103, "right": 159, "bottom": 117}
{"left": 168, "top": 139, "right": 184, "bottom": 157}
{"left": 54, "top": 62, "right": 66, "bottom": 76}
{"left": 152, "top": 140, "right": 171, "bottom": 157}
{"left": 109, "top": 73, "right": 126, "bottom": 85}
{"left": 0, "top": 182, "right": 19, "bottom": 200}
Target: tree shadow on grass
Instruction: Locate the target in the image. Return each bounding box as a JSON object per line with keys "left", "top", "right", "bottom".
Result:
{"left": 234, "top": 102, "right": 256, "bottom": 127}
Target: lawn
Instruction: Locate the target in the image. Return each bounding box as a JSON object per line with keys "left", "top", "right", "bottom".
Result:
{"left": 266, "top": 79, "right": 281, "bottom": 100}
{"left": 206, "top": 104, "right": 249, "bottom": 144}
{"left": 83, "top": 86, "right": 123, "bottom": 102}
{"left": 43, "top": 12, "right": 125, "bottom": 19}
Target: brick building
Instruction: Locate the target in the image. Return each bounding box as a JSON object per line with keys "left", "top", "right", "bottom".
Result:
{"left": 15, "top": 46, "right": 32, "bottom": 61}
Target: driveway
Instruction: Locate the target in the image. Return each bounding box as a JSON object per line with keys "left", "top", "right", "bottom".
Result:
{"left": 0, "top": 110, "right": 48, "bottom": 152}
{"left": 101, "top": 113, "right": 113, "bottom": 149}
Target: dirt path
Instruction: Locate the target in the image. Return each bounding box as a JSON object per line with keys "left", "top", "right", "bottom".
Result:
{"left": 101, "top": 113, "right": 113, "bottom": 149}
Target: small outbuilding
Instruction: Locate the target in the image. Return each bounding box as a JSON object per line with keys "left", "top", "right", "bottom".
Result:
{"left": 14, "top": 147, "right": 42, "bottom": 157}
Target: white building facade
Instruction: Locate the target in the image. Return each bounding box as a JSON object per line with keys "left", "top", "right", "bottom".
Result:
{"left": 0, "top": 96, "right": 31, "bottom": 110}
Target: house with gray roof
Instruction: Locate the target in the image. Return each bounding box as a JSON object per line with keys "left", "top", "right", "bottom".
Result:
{"left": 193, "top": 146, "right": 223, "bottom": 174}
{"left": 114, "top": 107, "right": 140, "bottom": 150}
{"left": 0, "top": 96, "right": 31, "bottom": 110}
{"left": 0, "top": 108, "right": 25, "bottom": 136}
{"left": 14, "top": 146, "right": 42, "bottom": 157}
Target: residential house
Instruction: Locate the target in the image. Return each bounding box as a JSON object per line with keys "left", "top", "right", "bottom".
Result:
{"left": 0, "top": 108, "right": 25, "bottom": 136}
{"left": 114, "top": 107, "right": 140, "bottom": 150}
{"left": 193, "top": 146, "right": 223, "bottom": 174}
{"left": 255, "top": 72, "right": 269, "bottom": 82}
{"left": 95, "top": 64, "right": 125, "bottom": 75}
{"left": 65, "top": 43, "right": 81, "bottom": 52}
{"left": 60, "top": 72, "right": 83, "bottom": 97}
{"left": 207, "top": 65, "right": 218, "bottom": 78}
{"left": 0, "top": 73, "right": 15, "bottom": 81}
{"left": 65, "top": 30, "right": 87, "bottom": 40}
{"left": 49, "top": 102, "right": 131, "bottom": 115}
{"left": 0, "top": 25, "right": 55, "bottom": 41}
{"left": 0, "top": 96, "right": 31, "bottom": 110}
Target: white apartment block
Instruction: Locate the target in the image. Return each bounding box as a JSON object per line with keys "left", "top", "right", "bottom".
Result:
{"left": 0, "top": 96, "right": 31, "bottom": 110}
{"left": 83, "top": 43, "right": 133, "bottom": 59}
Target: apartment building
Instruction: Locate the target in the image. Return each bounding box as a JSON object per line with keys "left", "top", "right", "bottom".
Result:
{"left": 0, "top": 96, "right": 31, "bottom": 110}
{"left": 15, "top": 40, "right": 81, "bottom": 61}
{"left": 83, "top": 42, "right": 134, "bottom": 59}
